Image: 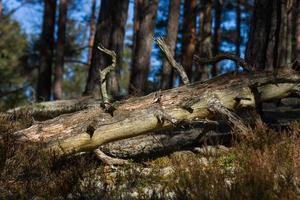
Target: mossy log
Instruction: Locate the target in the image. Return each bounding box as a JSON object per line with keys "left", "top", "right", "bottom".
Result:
{"left": 8, "top": 69, "right": 300, "bottom": 157}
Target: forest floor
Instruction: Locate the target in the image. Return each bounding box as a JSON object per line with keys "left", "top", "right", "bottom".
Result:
{"left": 1, "top": 121, "right": 300, "bottom": 199}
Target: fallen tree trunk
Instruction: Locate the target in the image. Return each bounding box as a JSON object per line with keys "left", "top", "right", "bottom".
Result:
{"left": 9, "top": 69, "right": 300, "bottom": 157}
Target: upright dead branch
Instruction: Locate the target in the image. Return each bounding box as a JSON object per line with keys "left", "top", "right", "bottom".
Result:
{"left": 98, "top": 45, "right": 117, "bottom": 113}
{"left": 156, "top": 37, "right": 190, "bottom": 85}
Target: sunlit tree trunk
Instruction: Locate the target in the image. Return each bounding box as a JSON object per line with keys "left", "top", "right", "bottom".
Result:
{"left": 37, "top": 0, "right": 56, "bottom": 101}
{"left": 182, "top": 0, "right": 197, "bottom": 79}
{"left": 161, "top": 0, "right": 181, "bottom": 90}
{"left": 236, "top": 0, "right": 241, "bottom": 70}
{"left": 54, "top": 0, "right": 68, "bottom": 100}
{"left": 129, "top": 0, "right": 158, "bottom": 95}
{"left": 194, "top": 0, "right": 212, "bottom": 81}
{"left": 87, "top": 0, "right": 97, "bottom": 66}
{"left": 246, "top": 0, "right": 292, "bottom": 71}
{"left": 84, "top": 0, "right": 129, "bottom": 98}
{"left": 211, "top": 0, "right": 222, "bottom": 77}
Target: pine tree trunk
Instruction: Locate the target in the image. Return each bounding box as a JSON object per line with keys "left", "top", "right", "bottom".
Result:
{"left": 0, "top": 0, "right": 2, "bottom": 19}
{"left": 37, "top": 0, "right": 56, "bottom": 101}
{"left": 236, "top": 0, "right": 241, "bottom": 70}
{"left": 182, "top": 0, "right": 197, "bottom": 79}
{"left": 84, "top": 0, "right": 129, "bottom": 98}
{"left": 87, "top": 0, "right": 97, "bottom": 66}
{"left": 195, "top": 0, "right": 212, "bottom": 81}
{"left": 211, "top": 0, "right": 222, "bottom": 77}
{"left": 294, "top": 0, "right": 300, "bottom": 61}
{"left": 54, "top": 0, "right": 67, "bottom": 100}
{"left": 129, "top": 0, "right": 158, "bottom": 95}
{"left": 246, "top": 0, "right": 292, "bottom": 71}
{"left": 161, "top": 0, "right": 181, "bottom": 90}
{"left": 109, "top": 0, "right": 129, "bottom": 97}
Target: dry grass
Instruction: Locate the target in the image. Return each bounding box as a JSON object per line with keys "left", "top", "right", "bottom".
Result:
{"left": 1, "top": 121, "right": 300, "bottom": 199}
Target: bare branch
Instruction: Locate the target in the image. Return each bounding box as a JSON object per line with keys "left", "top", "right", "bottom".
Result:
{"left": 97, "top": 44, "right": 117, "bottom": 112}
{"left": 155, "top": 37, "right": 190, "bottom": 85}
{"left": 94, "top": 149, "right": 129, "bottom": 166}
{"left": 194, "top": 53, "right": 253, "bottom": 72}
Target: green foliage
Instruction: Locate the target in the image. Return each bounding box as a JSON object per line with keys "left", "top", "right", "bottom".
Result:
{"left": 0, "top": 17, "right": 28, "bottom": 110}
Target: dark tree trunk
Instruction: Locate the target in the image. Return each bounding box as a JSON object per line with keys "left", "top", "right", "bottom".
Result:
{"left": 84, "top": 0, "right": 129, "bottom": 98}
{"left": 129, "top": 0, "right": 158, "bottom": 95}
{"left": 0, "top": 0, "right": 2, "bottom": 19}
{"left": 236, "top": 0, "right": 241, "bottom": 70}
{"left": 211, "top": 0, "right": 222, "bottom": 77}
{"left": 246, "top": 0, "right": 292, "bottom": 71}
{"left": 87, "top": 0, "right": 97, "bottom": 66}
{"left": 54, "top": 0, "right": 68, "bottom": 100}
{"left": 37, "top": 0, "right": 56, "bottom": 101}
{"left": 194, "top": 0, "right": 212, "bottom": 82}
{"left": 182, "top": 0, "right": 197, "bottom": 79}
{"left": 293, "top": 0, "right": 300, "bottom": 62}
{"left": 161, "top": 0, "right": 181, "bottom": 90}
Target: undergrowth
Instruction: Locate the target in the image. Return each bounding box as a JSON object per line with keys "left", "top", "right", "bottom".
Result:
{"left": 1, "top": 121, "right": 300, "bottom": 199}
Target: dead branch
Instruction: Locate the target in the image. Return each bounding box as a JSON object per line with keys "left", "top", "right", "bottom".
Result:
{"left": 194, "top": 53, "right": 253, "bottom": 72}
{"left": 94, "top": 148, "right": 129, "bottom": 165}
{"left": 156, "top": 37, "right": 190, "bottom": 85}
{"left": 98, "top": 45, "right": 117, "bottom": 112}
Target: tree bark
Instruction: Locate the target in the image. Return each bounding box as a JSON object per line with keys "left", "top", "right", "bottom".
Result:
{"left": 211, "top": 0, "right": 222, "bottom": 77}
{"left": 194, "top": 0, "right": 212, "bottom": 82}
{"left": 129, "top": 0, "right": 158, "bottom": 95}
{"left": 84, "top": 0, "right": 129, "bottom": 98}
{"left": 11, "top": 69, "right": 300, "bottom": 157}
{"left": 37, "top": 0, "right": 56, "bottom": 101}
{"left": 54, "top": 0, "right": 68, "bottom": 100}
{"left": 161, "top": 0, "right": 181, "bottom": 90}
{"left": 236, "top": 0, "right": 241, "bottom": 70}
{"left": 294, "top": 0, "right": 300, "bottom": 62}
{"left": 246, "top": 0, "right": 292, "bottom": 71}
{"left": 182, "top": 0, "right": 197, "bottom": 79}
{"left": 87, "top": 0, "right": 97, "bottom": 66}
{"left": 0, "top": 0, "right": 2, "bottom": 19}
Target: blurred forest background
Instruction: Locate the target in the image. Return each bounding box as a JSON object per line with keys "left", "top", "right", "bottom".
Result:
{"left": 0, "top": 0, "right": 298, "bottom": 110}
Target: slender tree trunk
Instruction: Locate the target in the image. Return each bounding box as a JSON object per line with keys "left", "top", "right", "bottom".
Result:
{"left": 236, "top": 0, "right": 241, "bottom": 70}
{"left": 161, "top": 0, "right": 181, "bottom": 90}
{"left": 37, "top": 0, "right": 56, "bottom": 101}
{"left": 129, "top": 0, "right": 158, "bottom": 95}
{"left": 84, "top": 0, "right": 129, "bottom": 98}
{"left": 182, "top": 0, "right": 197, "bottom": 79}
{"left": 0, "top": 0, "right": 2, "bottom": 19}
{"left": 211, "top": 0, "right": 222, "bottom": 77}
{"left": 246, "top": 0, "right": 292, "bottom": 71}
{"left": 294, "top": 0, "right": 300, "bottom": 62}
{"left": 194, "top": 0, "right": 212, "bottom": 81}
{"left": 87, "top": 0, "right": 97, "bottom": 66}
{"left": 54, "top": 0, "right": 67, "bottom": 100}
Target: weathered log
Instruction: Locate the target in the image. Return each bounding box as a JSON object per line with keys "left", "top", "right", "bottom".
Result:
{"left": 10, "top": 69, "right": 300, "bottom": 157}
{"left": 6, "top": 96, "right": 96, "bottom": 120}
